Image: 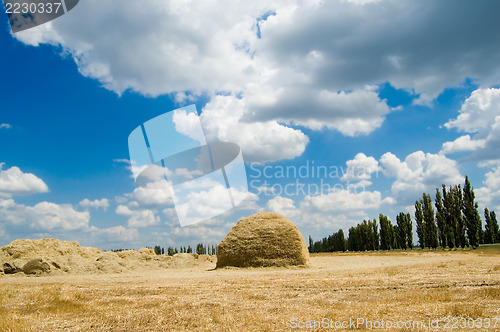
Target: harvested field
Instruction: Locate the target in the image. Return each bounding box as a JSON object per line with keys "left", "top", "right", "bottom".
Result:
{"left": 1, "top": 249, "right": 499, "bottom": 331}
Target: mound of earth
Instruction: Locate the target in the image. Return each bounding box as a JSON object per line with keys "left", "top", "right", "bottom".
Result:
{"left": 216, "top": 212, "right": 309, "bottom": 268}
{"left": 0, "top": 239, "right": 212, "bottom": 276}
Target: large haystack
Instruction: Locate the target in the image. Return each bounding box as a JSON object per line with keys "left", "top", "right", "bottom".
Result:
{"left": 216, "top": 212, "right": 309, "bottom": 268}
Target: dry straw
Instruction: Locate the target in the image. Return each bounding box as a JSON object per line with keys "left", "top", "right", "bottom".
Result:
{"left": 216, "top": 212, "right": 310, "bottom": 268}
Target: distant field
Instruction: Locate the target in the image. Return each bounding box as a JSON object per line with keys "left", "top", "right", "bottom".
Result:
{"left": 1, "top": 249, "right": 499, "bottom": 331}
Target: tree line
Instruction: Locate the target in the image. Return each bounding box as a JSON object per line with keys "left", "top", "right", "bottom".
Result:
{"left": 152, "top": 244, "right": 218, "bottom": 256}
{"left": 309, "top": 176, "right": 499, "bottom": 253}
{"left": 111, "top": 244, "right": 218, "bottom": 256}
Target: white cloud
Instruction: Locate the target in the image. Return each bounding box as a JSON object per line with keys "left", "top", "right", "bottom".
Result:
{"left": 252, "top": 185, "right": 277, "bottom": 195}
{"left": 270, "top": 187, "right": 389, "bottom": 234}
{"left": 440, "top": 135, "right": 486, "bottom": 154}
{"left": 233, "top": 192, "right": 261, "bottom": 212}
{"left": 128, "top": 179, "right": 174, "bottom": 207}
{"left": 164, "top": 224, "right": 227, "bottom": 245}
{"left": 113, "top": 159, "right": 131, "bottom": 164}
{"left": 0, "top": 124, "right": 12, "bottom": 129}
{"left": 442, "top": 88, "right": 500, "bottom": 161}
{"left": 79, "top": 198, "right": 110, "bottom": 210}
{"left": 89, "top": 225, "right": 139, "bottom": 242}
{"left": 201, "top": 95, "right": 309, "bottom": 163}
{"left": 445, "top": 88, "right": 500, "bottom": 133}
{"left": 256, "top": 1, "right": 500, "bottom": 104}
{"left": 245, "top": 86, "right": 391, "bottom": 136}
{"left": 173, "top": 184, "right": 237, "bottom": 226}
{"left": 29, "top": 202, "right": 90, "bottom": 230}
{"left": 0, "top": 164, "right": 49, "bottom": 197}
{"left": 341, "top": 153, "right": 380, "bottom": 182}
{"left": 11, "top": 21, "right": 63, "bottom": 46}
{"left": 115, "top": 205, "right": 159, "bottom": 228}
{"left": 380, "top": 151, "right": 463, "bottom": 204}
{"left": 0, "top": 199, "right": 90, "bottom": 230}
{"left": 265, "top": 196, "right": 300, "bottom": 218}
{"left": 476, "top": 164, "right": 500, "bottom": 212}
{"left": 13, "top": 1, "right": 499, "bottom": 164}
{"left": 14, "top": 0, "right": 265, "bottom": 96}
{"left": 172, "top": 109, "right": 206, "bottom": 144}
{"left": 301, "top": 189, "right": 383, "bottom": 214}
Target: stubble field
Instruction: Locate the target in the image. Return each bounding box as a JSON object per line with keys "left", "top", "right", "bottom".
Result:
{"left": 1, "top": 249, "right": 499, "bottom": 331}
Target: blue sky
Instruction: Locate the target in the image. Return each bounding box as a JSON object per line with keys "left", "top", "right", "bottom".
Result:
{"left": 1, "top": 0, "right": 500, "bottom": 250}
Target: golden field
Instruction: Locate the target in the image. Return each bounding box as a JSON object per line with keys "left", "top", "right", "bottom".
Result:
{"left": 1, "top": 248, "right": 499, "bottom": 331}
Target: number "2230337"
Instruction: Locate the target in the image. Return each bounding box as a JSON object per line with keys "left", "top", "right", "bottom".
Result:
{"left": 5, "top": 2, "right": 62, "bottom": 14}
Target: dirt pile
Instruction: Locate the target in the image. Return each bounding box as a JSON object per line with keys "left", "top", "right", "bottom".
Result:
{"left": 0, "top": 239, "right": 212, "bottom": 276}
{"left": 216, "top": 212, "right": 309, "bottom": 268}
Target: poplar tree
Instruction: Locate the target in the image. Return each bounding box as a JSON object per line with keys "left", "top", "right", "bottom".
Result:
{"left": 370, "top": 219, "right": 380, "bottom": 251}
{"left": 333, "top": 229, "right": 347, "bottom": 252}
{"left": 492, "top": 211, "right": 499, "bottom": 243}
{"left": 435, "top": 188, "right": 447, "bottom": 248}
{"left": 415, "top": 199, "right": 425, "bottom": 249}
{"left": 405, "top": 213, "right": 413, "bottom": 250}
{"left": 396, "top": 212, "right": 412, "bottom": 250}
{"left": 484, "top": 208, "right": 499, "bottom": 244}
{"left": 347, "top": 226, "right": 359, "bottom": 251}
{"left": 442, "top": 185, "right": 455, "bottom": 248}
{"left": 422, "top": 193, "right": 438, "bottom": 249}
{"left": 453, "top": 185, "right": 467, "bottom": 248}
{"left": 379, "top": 214, "right": 393, "bottom": 250}
{"left": 463, "top": 176, "right": 481, "bottom": 248}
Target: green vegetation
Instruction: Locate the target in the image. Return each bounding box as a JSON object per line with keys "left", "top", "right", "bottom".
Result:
{"left": 310, "top": 176, "right": 500, "bottom": 253}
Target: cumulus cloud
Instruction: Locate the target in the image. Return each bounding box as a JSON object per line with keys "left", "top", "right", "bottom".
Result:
{"left": 340, "top": 153, "right": 380, "bottom": 182}
{"left": 442, "top": 88, "right": 500, "bottom": 161}
{"left": 115, "top": 205, "right": 160, "bottom": 228}
{"left": 272, "top": 187, "right": 390, "bottom": 233}
{"left": 0, "top": 124, "right": 12, "bottom": 129}
{"left": 445, "top": 88, "right": 500, "bottom": 133}
{"left": 380, "top": 151, "right": 463, "bottom": 204}
{"left": 0, "top": 164, "right": 49, "bottom": 197}
{"left": 256, "top": 0, "right": 500, "bottom": 104}
{"left": 476, "top": 164, "right": 500, "bottom": 212}
{"left": 13, "top": 1, "right": 499, "bottom": 163}
{"left": 172, "top": 180, "right": 254, "bottom": 226}
{"left": 201, "top": 95, "right": 309, "bottom": 163}
{"left": 89, "top": 225, "right": 139, "bottom": 242}
{"left": 128, "top": 182, "right": 174, "bottom": 207}
{"left": 244, "top": 85, "right": 391, "bottom": 136}
{"left": 14, "top": 0, "right": 265, "bottom": 96}
{"left": 301, "top": 189, "right": 383, "bottom": 214}
{"left": 265, "top": 196, "right": 300, "bottom": 218}
{"left": 153, "top": 224, "right": 228, "bottom": 248}
{"left": 172, "top": 109, "right": 206, "bottom": 144}
{"left": 440, "top": 135, "right": 486, "bottom": 154}
{"left": 79, "top": 198, "right": 110, "bottom": 210}
{"left": 42, "top": 1, "right": 500, "bottom": 101}
{"left": 0, "top": 199, "right": 89, "bottom": 230}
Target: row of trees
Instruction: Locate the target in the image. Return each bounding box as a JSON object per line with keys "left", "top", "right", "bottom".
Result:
{"left": 309, "top": 212, "right": 413, "bottom": 252}
{"left": 416, "top": 176, "right": 499, "bottom": 249}
{"left": 309, "top": 176, "right": 499, "bottom": 253}
{"left": 152, "top": 244, "right": 218, "bottom": 256}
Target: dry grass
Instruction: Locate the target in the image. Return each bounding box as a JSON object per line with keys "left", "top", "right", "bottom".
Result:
{"left": 1, "top": 250, "right": 499, "bottom": 331}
